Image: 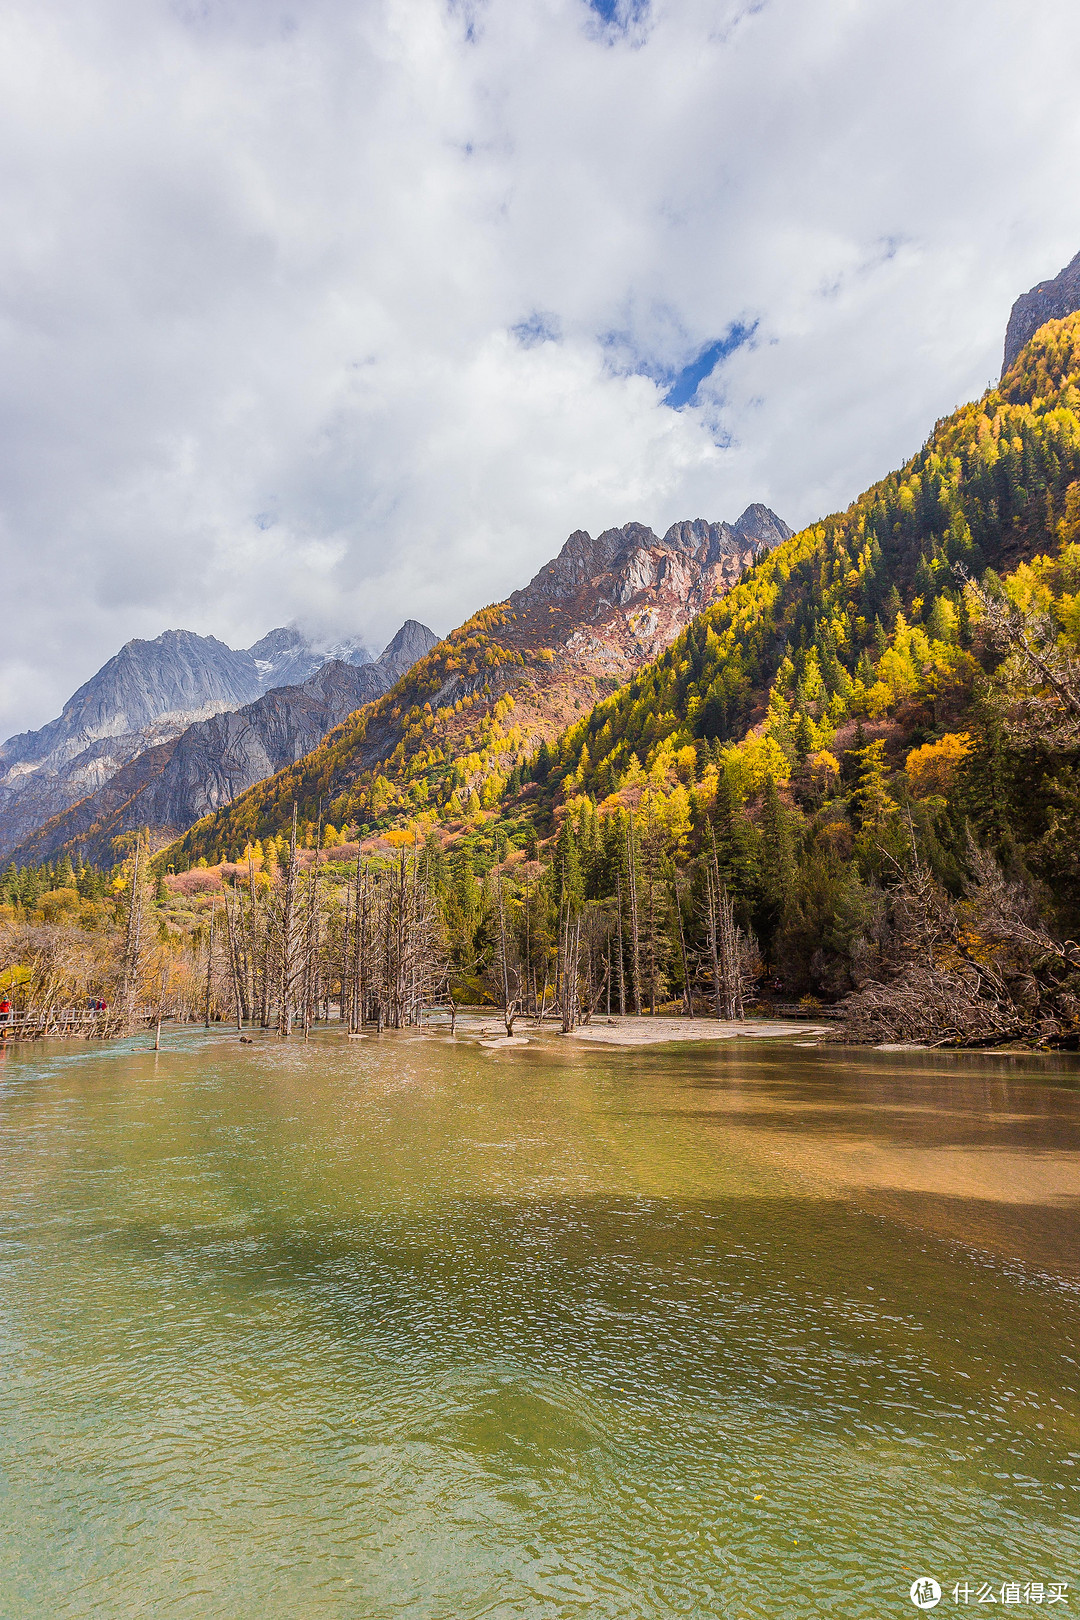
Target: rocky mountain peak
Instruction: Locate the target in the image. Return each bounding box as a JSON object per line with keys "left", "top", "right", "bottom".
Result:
{"left": 247, "top": 625, "right": 374, "bottom": 689}
{"left": 731, "top": 503, "right": 795, "bottom": 549}
{"left": 518, "top": 508, "right": 790, "bottom": 614}
{"left": 521, "top": 524, "right": 657, "bottom": 603}
{"left": 376, "top": 620, "right": 440, "bottom": 678}
{"left": 3, "top": 629, "right": 263, "bottom": 769}
{"left": 8, "top": 620, "right": 439, "bottom": 867}
{"left": 0, "top": 617, "right": 414, "bottom": 864}
{"left": 1002, "top": 249, "right": 1080, "bottom": 376}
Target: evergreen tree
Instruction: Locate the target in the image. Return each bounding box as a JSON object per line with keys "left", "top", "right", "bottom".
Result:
{"left": 850, "top": 741, "right": 898, "bottom": 831}
{"left": 756, "top": 778, "right": 795, "bottom": 961}
{"left": 553, "top": 817, "right": 583, "bottom": 914}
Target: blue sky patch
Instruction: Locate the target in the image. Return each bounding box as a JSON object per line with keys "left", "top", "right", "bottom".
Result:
{"left": 585, "top": 0, "right": 649, "bottom": 30}
{"left": 662, "top": 321, "right": 757, "bottom": 407}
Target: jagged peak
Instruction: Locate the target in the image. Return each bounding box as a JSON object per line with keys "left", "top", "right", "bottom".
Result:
{"left": 732, "top": 503, "right": 795, "bottom": 547}
{"left": 518, "top": 509, "right": 791, "bottom": 605}
{"left": 376, "top": 621, "right": 440, "bottom": 676}
{"left": 247, "top": 625, "right": 305, "bottom": 660}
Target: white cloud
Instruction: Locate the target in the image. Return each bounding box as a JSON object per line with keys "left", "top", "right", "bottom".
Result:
{"left": 1, "top": 0, "right": 1079, "bottom": 733}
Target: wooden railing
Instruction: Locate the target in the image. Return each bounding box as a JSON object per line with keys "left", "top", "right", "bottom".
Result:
{"left": 0, "top": 1007, "right": 154, "bottom": 1039}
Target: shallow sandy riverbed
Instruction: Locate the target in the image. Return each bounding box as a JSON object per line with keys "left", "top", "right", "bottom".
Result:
{"left": 440, "top": 1013, "right": 827, "bottom": 1047}
{"left": 567, "top": 1015, "right": 828, "bottom": 1045}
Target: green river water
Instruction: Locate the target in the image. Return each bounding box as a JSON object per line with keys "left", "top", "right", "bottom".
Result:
{"left": 0, "top": 1025, "right": 1077, "bottom": 1619}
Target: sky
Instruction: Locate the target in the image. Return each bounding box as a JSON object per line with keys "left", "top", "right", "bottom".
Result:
{"left": 1, "top": 0, "right": 1079, "bottom": 738}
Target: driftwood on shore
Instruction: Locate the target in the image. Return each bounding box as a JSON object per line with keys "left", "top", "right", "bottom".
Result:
{"left": 840, "top": 838, "right": 1080, "bottom": 1048}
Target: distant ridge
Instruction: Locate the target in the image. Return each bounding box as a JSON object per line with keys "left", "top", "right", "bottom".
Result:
{"left": 0, "top": 621, "right": 376, "bottom": 863}
{"left": 8, "top": 623, "right": 438, "bottom": 867}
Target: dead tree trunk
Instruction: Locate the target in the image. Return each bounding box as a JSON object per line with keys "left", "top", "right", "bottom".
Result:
{"left": 223, "top": 889, "right": 245, "bottom": 1031}
{"left": 674, "top": 875, "right": 692, "bottom": 1016}
{"left": 615, "top": 875, "right": 626, "bottom": 1016}
{"left": 496, "top": 877, "right": 520, "bottom": 1035}
{"left": 204, "top": 907, "right": 215, "bottom": 1028}
{"left": 121, "top": 835, "right": 146, "bottom": 1031}
{"left": 559, "top": 904, "right": 582, "bottom": 1033}
{"left": 277, "top": 805, "right": 300, "bottom": 1037}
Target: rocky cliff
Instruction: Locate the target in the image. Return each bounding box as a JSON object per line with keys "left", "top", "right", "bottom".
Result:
{"left": 509, "top": 508, "right": 791, "bottom": 676}
{"left": 1002, "top": 249, "right": 1080, "bottom": 376}
{"left": 9, "top": 623, "right": 438, "bottom": 866}
{"left": 0, "top": 623, "right": 383, "bottom": 862}
{"left": 170, "top": 506, "right": 791, "bottom": 863}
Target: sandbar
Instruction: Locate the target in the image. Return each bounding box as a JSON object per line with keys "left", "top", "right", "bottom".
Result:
{"left": 567, "top": 1016, "right": 828, "bottom": 1046}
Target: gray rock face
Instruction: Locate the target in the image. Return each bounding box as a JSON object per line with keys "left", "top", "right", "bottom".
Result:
{"left": 9, "top": 623, "right": 438, "bottom": 866}
{"left": 731, "top": 503, "right": 795, "bottom": 551}
{"left": 0, "top": 621, "right": 395, "bottom": 863}
{"left": 4, "top": 629, "right": 262, "bottom": 765}
{"left": 524, "top": 524, "right": 659, "bottom": 601}
{"left": 520, "top": 505, "right": 792, "bottom": 616}
{"left": 1002, "top": 249, "right": 1080, "bottom": 376}
{"left": 377, "top": 620, "right": 443, "bottom": 680}
{"left": 0, "top": 630, "right": 264, "bottom": 861}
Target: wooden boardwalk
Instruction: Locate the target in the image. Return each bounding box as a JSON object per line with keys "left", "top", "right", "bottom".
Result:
{"left": 0, "top": 1008, "right": 153, "bottom": 1040}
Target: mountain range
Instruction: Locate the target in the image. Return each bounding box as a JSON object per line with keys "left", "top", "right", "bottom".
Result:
{"left": 4, "top": 504, "right": 788, "bottom": 868}
{"left": 26, "top": 251, "right": 1078, "bottom": 880}
{"left": 0, "top": 622, "right": 373, "bottom": 863}
{"left": 4, "top": 623, "right": 436, "bottom": 867}
{"left": 163, "top": 251, "right": 1080, "bottom": 920}
{"left": 168, "top": 505, "right": 792, "bottom": 863}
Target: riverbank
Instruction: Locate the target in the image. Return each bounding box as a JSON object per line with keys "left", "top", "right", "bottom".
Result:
{"left": 445, "top": 1013, "right": 829, "bottom": 1046}
{"left": 567, "top": 1015, "right": 829, "bottom": 1045}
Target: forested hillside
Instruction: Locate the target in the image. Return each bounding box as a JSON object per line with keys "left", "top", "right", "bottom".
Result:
{"left": 502, "top": 314, "right": 1080, "bottom": 1040}
{"left": 541, "top": 317, "right": 1080, "bottom": 792}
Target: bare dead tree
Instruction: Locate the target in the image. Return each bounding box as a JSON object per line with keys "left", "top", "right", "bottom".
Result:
{"left": 622, "top": 817, "right": 642, "bottom": 1016}
{"left": 580, "top": 904, "right": 613, "bottom": 1024}
{"left": 558, "top": 900, "right": 582, "bottom": 1033}
{"left": 494, "top": 876, "right": 522, "bottom": 1035}
{"left": 223, "top": 886, "right": 247, "bottom": 1030}
{"left": 349, "top": 850, "right": 447, "bottom": 1031}
{"left": 121, "top": 834, "right": 149, "bottom": 1030}
{"left": 697, "top": 836, "right": 754, "bottom": 1021}
{"left": 673, "top": 874, "right": 692, "bottom": 1016}
{"left": 203, "top": 906, "right": 215, "bottom": 1028}
{"left": 340, "top": 874, "right": 352, "bottom": 1026}
{"left": 276, "top": 805, "right": 302, "bottom": 1036}
{"left": 615, "top": 873, "right": 626, "bottom": 1015}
